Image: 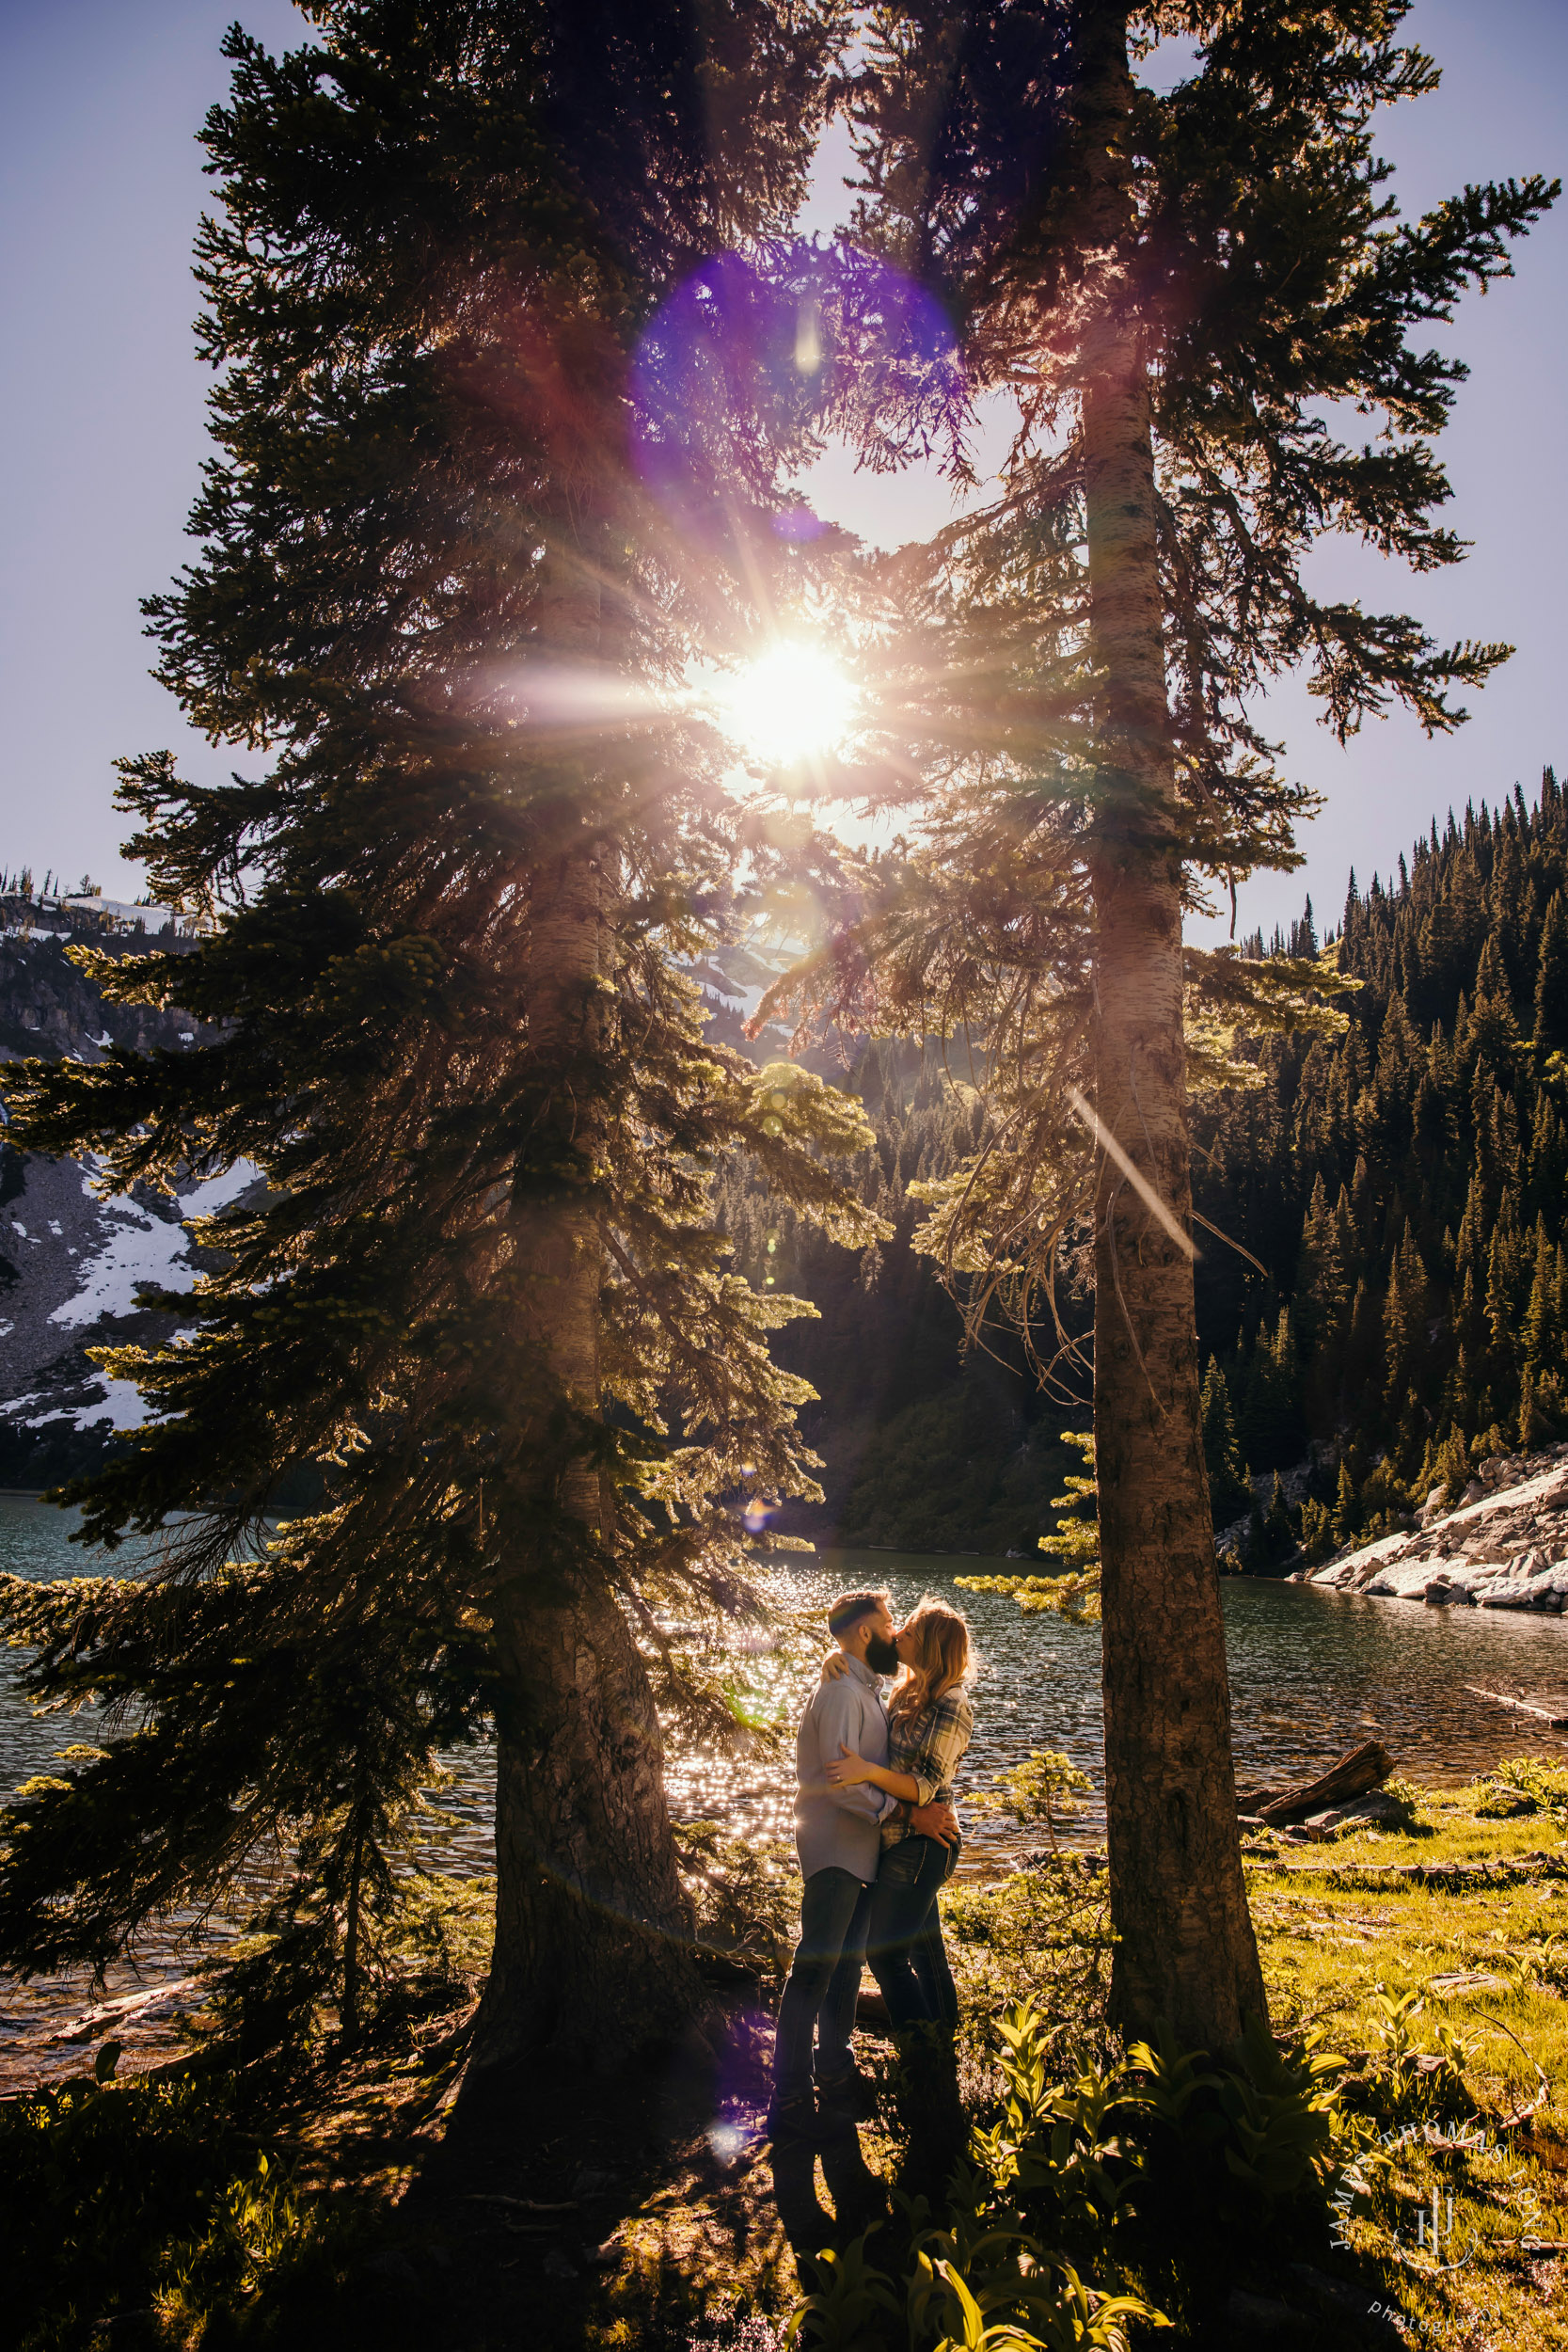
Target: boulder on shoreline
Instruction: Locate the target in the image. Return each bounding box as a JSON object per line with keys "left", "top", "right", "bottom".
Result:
{"left": 1304, "top": 1443, "right": 1568, "bottom": 1616}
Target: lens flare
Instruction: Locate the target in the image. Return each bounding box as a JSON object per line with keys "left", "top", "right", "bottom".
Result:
{"left": 630, "top": 243, "right": 959, "bottom": 555}
{"left": 717, "top": 641, "right": 856, "bottom": 768}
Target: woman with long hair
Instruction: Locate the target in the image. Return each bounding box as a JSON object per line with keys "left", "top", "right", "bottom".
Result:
{"left": 823, "top": 1597, "right": 974, "bottom": 2029}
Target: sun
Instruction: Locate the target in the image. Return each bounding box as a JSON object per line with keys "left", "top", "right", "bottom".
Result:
{"left": 716, "top": 640, "right": 857, "bottom": 768}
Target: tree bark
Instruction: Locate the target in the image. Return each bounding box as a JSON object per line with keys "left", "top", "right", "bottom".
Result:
{"left": 1078, "top": 1, "right": 1267, "bottom": 2051}
{"left": 341, "top": 1806, "right": 365, "bottom": 2045}
{"left": 467, "top": 523, "right": 700, "bottom": 2081}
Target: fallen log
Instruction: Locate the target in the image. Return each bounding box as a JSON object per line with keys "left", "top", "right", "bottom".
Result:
{"left": 1256, "top": 1851, "right": 1568, "bottom": 1886}
{"left": 1463, "top": 1684, "right": 1568, "bottom": 1729}
{"left": 1323, "top": 1851, "right": 1568, "bottom": 1891}
{"left": 48, "top": 1975, "right": 205, "bottom": 2046}
{"left": 1235, "top": 1740, "right": 1393, "bottom": 1827}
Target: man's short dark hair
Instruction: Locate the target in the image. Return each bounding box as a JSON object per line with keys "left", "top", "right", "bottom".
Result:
{"left": 829, "top": 1588, "right": 891, "bottom": 1638}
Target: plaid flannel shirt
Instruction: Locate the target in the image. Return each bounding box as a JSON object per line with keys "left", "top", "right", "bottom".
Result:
{"left": 881, "top": 1686, "right": 974, "bottom": 1848}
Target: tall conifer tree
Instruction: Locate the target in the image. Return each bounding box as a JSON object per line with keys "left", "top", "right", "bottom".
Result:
{"left": 1197, "top": 1359, "right": 1248, "bottom": 1527}
{"left": 784, "top": 0, "right": 1554, "bottom": 2044}
{"left": 0, "top": 0, "right": 863, "bottom": 2075}
{"left": 1535, "top": 890, "right": 1568, "bottom": 1054}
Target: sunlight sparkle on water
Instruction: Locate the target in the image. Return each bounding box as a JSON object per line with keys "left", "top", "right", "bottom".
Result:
{"left": 717, "top": 640, "right": 856, "bottom": 768}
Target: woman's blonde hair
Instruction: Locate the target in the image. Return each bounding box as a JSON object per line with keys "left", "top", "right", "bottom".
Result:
{"left": 889, "top": 1598, "right": 971, "bottom": 1724}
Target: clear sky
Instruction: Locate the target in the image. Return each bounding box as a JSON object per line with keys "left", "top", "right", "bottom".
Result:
{"left": 2, "top": 0, "right": 1563, "bottom": 933}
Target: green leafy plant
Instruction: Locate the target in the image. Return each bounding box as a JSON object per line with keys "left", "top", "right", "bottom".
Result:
{"left": 965, "top": 2002, "right": 1173, "bottom": 2279}
{"left": 1378, "top": 1778, "right": 1431, "bottom": 1832}
{"left": 788, "top": 2003, "right": 1169, "bottom": 2350}
{"left": 786, "top": 2234, "right": 903, "bottom": 2352}
{"left": 785, "top": 1987, "right": 1401, "bottom": 2352}
{"left": 1211, "top": 2016, "right": 1345, "bottom": 2200}
{"left": 1354, "top": 1986, "right": 1471, "bottom": 2126}
{"left": 1473, "top": 1756, "right": 1568, "bottom": 1819}
{"left": 1119, "top": 2026, "right": 1224, "bottom": 2142}
{"left": 967, "top": 1756, "right": 1095, "bottom": 1857}
{"left": 907, "top": 2222, "right": 1080, "bottom": 2352}
{"left": 911, "top": 2249, "right": 1163, "bottom": 2352}
{"left": 0, "top": 2065, "right": 364, "bottom": 2350}
{"left": 1369, "top": 1985, "right": 1423, "bottom": 2070}
{"left": 941, "top": 1867, "right": 1113, "bottom": 2059}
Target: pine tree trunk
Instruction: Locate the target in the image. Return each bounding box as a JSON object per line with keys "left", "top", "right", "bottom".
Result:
{"left": 1078, "top": 2, "right": 1267, "bottom": 2051}
{"left": 468, "top": 527, "right": 700, "bottom": 2080}
{"left": 341, "top": 1808, "right": 364, "bottom": 2045}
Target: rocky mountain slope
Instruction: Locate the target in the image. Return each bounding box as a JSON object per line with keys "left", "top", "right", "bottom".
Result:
{"left": 0, "top": 896, "right": 260, "bottom": 1489}
{"left": 1300, "top": 1441, "right": 1568, "bottom": 1614}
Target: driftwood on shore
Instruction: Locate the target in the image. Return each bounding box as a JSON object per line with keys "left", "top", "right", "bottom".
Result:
{"left": 1235, "top": 1740, "right": 1393, "bottom": 1826}
{"left": 1463, "top": 1684, "right": 1568, "bottom": 1729}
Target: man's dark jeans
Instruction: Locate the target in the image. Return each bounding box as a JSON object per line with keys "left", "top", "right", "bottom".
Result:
{"left": 866, "top": 1834, "right": 958, "bottom": 2029}
{"left": 773, "top": 1866, "right": 873, "bottom": 2103}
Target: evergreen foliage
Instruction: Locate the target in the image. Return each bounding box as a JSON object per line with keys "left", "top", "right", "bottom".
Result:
{"left": 1194, "top": 770, "right": 1568, "bottom": 1542}
{"left": 715, "top": 1035, "right": 1077, "bottom": 1550}
{"left": 766, "top": 0, "right": 1556, "bottom": 2042}
{"left": 1033, "top": 1430, "right": 1101, "bottom": 1594}
{"left": 1198, "top": 1359, "right": 1250, "bottom": 1528}
{"left": 0, "top": 0, "right": 863, "bottom": 2060}
{"left": 967, "top": 1751, "right": 1096, "bottom": 1854}
{"left": 956, "top": 1429, "right": 1101, "bottom": 1619}
{"left": 859, "top": 757, "right": 1568, "bottom": 1562}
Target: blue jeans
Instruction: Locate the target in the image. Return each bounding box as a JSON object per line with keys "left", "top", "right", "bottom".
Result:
{"left": 773, "top": 1866, "right": 873, "bottom": 2103}
{"left": 866, "top": 1835, "right": 958, "bottom": 2029}
{"left": 911, "top": 1901, "right": 958, "bottom": 2029}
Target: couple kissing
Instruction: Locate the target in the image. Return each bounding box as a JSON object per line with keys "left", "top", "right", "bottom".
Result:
{"left": 768, "top": 1586, "right": 974, "bottom": 2150}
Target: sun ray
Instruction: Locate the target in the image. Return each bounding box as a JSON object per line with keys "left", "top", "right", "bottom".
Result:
{"left": 716, "top": 640, "right": 856, "bottom": 768}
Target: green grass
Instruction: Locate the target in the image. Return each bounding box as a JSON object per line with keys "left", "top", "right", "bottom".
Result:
{"left": 932, "top": 1769, "right": 1568, "bottom": 2348}
{"left": 1241, "top": 1784, "right": 1568, "bottom": 2350}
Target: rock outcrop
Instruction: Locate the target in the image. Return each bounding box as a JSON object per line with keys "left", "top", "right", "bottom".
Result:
{"left": 1303, "top": 1444, "right": 1568, "bottom": 1615}
{"left": 0, "top": 894, "right": 261, "bottom": 1488}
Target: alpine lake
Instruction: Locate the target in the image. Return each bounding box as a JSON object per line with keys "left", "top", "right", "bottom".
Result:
{"left": 4, "top": 1491, "right": 1568, "bottom": 2070}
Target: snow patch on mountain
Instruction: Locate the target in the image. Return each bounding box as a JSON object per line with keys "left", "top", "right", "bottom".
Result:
{"left": 7, "top": 1369, "right": 151, "bottom": 1435}
{"left": 45, "top": 1160, "right": 261, "bottom": 1330}
{"left": 48, "top": 1193, "right": 192, "bottom": 1331}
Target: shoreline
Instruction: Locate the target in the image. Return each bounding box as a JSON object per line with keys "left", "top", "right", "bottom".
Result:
{"left": 1295, "top": 1441, "right": 1568, "bottom": 1621}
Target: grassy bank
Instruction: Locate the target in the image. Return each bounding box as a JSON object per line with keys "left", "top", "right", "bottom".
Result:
{"left": 1236, "top": 1777, "right": 1568, "bottom": 2348}
{"left": 6, "top": 1772, "right": 1567, "bottom": 2349}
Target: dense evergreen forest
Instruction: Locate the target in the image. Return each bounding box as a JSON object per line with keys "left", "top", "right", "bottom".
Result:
{"left": 1194, "top": 765, "right": 1568, "bottom": 1563}
{"left": 721, "top": 768, "right": 1568, "bottom": 1565}
{"left": 716, "top": 1041, "right": 1078, "bottom": 1555}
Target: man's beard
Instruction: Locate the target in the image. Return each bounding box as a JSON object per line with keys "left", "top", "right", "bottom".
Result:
{"left": 864, "top": 1631, "right": 900, "bottom": 1677}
